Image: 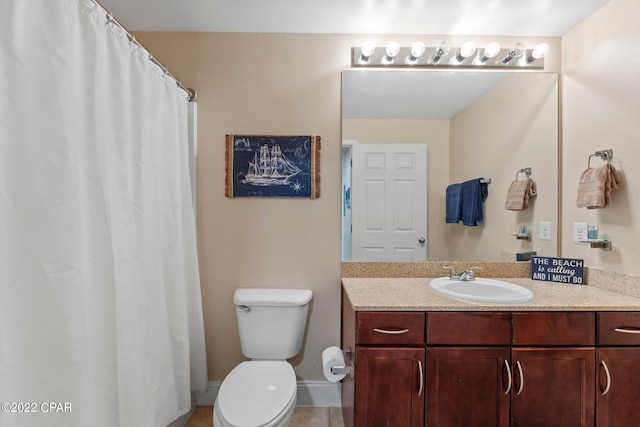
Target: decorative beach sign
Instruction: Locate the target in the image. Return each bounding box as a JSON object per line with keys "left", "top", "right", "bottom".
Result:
{"left": 225, "top": 134, "right": 321, "bottom": 198}
{"left": 531, "top": 256, "right": 585, "bottom": 285}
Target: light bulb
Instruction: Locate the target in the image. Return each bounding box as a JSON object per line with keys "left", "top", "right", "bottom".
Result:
{"left": 358, "top": 40, "right": 375, "bottom": 64}
{"left": 430, "top": 41, "right": 451, "bottom": 64}
{"left": 532, "top": 43, "right": 550, "bottom": 59}
{"left": 473, "top": 42, "right": 501, "bottom": 65}
{"left": 460, "top": 41, "right": 476, "bottom": 58}
{"left": 361, "top": 41, "right": 375, "bottom": 58}
{"left": 501, "top": 42, "right": 526, "bottom": 64}
{"left": 406, "top": 41, "right": 426, "bottom": 64}
{"left": 519, "top": 43, "right": 550, "bottom": 66}
{"left": 450, "top": 41, "right": 476, "bottom": 65}
{"left": 382, "top": 41, "right": 400, "bottom": 64}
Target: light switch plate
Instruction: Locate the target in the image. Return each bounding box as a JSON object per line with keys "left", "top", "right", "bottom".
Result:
{"left": 573, "top": 222, "right": 588, "bottom": 243}
{"left": 540, "top": 221, "right": 552, "bottom": 241}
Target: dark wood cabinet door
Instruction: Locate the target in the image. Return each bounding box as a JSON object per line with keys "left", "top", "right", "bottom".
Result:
{"left": 597, "top": 348, "right": 640, "bottom": 427}
{"left": 355, "top": 347, "right": 425, "bottom": 427}
{"left": 426, "top": 347, "right": 511, "bottom": 427}
{"left": 512, "top": 348, "right": 595, "bottom": 427}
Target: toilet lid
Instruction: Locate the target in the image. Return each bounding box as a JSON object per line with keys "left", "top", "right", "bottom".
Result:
{"left": 217, "top": 361, "right": 296, "bottom": 427}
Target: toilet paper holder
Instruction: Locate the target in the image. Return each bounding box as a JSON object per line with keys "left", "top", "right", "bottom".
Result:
{"left": 329, "top": 347, "right": 354, "bottom": 378}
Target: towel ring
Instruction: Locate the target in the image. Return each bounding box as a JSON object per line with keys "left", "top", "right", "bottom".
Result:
{"left": 588, "top": 154, "right": 611, "bottom": 167}
{"left": 515, "top": 167, "right": 532, "bottom": 180}
{"left": 588, "top": 149, "right": 613, "bottom": 167}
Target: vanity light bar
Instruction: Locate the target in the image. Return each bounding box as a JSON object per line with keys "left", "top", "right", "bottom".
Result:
{"left": 352, "top": 43, "right": 547, "bottom": 69}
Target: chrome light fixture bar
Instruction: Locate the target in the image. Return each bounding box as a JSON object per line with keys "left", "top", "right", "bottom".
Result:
{"left": 352, "top": 41, "right": 547, "bottom": 69}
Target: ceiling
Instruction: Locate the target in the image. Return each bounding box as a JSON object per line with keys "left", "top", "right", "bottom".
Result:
{"left": 98, "top": 0, "right": 609, "bottom": 36}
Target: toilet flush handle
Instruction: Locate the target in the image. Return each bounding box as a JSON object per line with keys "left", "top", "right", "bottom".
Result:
{"left": 239, "top": 305, "right": 251, "bottom": 313}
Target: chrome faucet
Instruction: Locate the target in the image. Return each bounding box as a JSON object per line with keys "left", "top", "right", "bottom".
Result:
{"left": 443, "top": 265, "right": 482, "bottom": 281}
{"left": 459, "top": 267, "right": 482, "bottom": 281}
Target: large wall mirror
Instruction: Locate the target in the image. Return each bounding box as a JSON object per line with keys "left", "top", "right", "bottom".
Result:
{"left": 341, "top": 69, "right": 559, "bottom": 262}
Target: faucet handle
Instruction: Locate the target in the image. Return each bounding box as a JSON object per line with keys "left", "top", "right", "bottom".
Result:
{"left": 443, "top": 265, "right": 459, "bottom": 279}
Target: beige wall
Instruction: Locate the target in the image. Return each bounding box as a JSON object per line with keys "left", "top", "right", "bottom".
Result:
{"left": 561, "top": 0, "right": 640, "bottom": 275}
{"left": 134, "top": 32, "right": 561, "bottom": 381}
{"left": 342, "top": 119, "right": 451, "bottom": 260}
{"left": 448, "top": 73, "right": 559, "bottom": 261}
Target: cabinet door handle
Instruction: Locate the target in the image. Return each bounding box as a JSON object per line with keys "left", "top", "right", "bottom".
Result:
{"left": 417, "top": 360, "right": 424, "bottom": 397}
{"left": 504, "top": 360, "right": 512, "bottom": 395}
{"left": 373, "top": 328, "right": 410, "bottom": 335}
{"left": 614, "top": 327, "right": 640, "bottom": 334}
{"left": 600, "top": 360, "right": 611, "bottom": 396}
{"left": 515, "top": 361, "right": 524, "bottom": 396}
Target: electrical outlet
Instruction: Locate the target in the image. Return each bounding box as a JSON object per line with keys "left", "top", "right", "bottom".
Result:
{"left": 540, "top": 221, "right": 552, "bottom": 241}
{"left": 573, "top": 222, "right": 588, "bottom": 243}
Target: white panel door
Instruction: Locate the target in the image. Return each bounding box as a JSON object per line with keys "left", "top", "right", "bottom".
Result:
{"left": 351, "top": 144, "right": 427, "bottom": 261}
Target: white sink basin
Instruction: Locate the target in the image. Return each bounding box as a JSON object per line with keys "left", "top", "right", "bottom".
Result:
{"left": 429, "top": 277, "right": 535, "bottom": 304}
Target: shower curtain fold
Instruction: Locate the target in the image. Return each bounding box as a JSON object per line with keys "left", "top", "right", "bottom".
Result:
{"left": 0, "top": 1, "right": 207, "bottom": 426}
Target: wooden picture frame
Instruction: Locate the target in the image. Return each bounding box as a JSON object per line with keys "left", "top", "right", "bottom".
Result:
{"left": 225, "top": 134, "right": 321, "bottom": 198}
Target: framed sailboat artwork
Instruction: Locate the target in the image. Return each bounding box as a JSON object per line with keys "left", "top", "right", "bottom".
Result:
{"left": 225, "top": 134, "right": 321, "bottom": 198}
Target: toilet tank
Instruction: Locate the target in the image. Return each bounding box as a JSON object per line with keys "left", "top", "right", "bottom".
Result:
{"left": 234, "top": 288, "right": 313, "bottom": 360}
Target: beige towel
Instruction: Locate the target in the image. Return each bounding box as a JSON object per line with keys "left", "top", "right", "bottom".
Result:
{"left": 601, "top": 164, "right": 623, "bottom": 207}
{"left": 505, "top": 179, "right": 537, "bottom": 210}
{"left": 577, "top": 164, "right": 623, "bottom": 208}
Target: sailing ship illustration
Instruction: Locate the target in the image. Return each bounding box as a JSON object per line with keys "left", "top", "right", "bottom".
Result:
{"left": 242, "top": 144, "right": 302, "bottom": 186}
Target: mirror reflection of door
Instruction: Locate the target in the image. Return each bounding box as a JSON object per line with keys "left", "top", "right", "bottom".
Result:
{"left": 346, "top": 142, "right": 427, "bottom": 261}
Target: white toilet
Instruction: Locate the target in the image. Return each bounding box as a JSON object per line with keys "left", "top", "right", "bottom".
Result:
{"left": 213, "top": 288, "right": 313, "bottom": 427}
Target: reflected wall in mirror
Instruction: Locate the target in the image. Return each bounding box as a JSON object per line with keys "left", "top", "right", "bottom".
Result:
{"left": 341, "top": 70, "right": 559, "bottom": 262}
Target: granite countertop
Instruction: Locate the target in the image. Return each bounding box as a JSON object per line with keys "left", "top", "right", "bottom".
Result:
{"left": 342, "top": 277, "right": 640, "bottom": 311}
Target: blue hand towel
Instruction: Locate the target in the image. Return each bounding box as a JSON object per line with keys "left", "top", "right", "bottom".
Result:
{"left": 445, "top": 183, "right": 463, "bottom": 223}
{"left": 461, "top": 178, "right": 489, "bottom": 226}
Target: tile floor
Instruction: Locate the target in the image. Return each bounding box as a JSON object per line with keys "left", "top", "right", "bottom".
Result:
{"left": 185, "top": 406, "right": 344, "bottom": 427}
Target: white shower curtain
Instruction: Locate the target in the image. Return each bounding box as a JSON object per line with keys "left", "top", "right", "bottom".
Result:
{"left": 0, "top": 1, "right": 207, "bottom": 426}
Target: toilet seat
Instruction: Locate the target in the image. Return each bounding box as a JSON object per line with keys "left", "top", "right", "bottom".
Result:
{"left": 216, "top": 361, "right": 296, "bottom": 427}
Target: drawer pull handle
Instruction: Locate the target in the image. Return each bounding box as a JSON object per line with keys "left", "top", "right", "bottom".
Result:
{"left": 614, "top": 327, "right": 640, "bottom": 334}
{"left": 504, "top": 360, "right": 512, "bottom": 395}
{"left": 373, "top": 328, "right": 410, "bottom": 335}
{"left": 600, "top": 360, "right": 611, "bottom": 396}
{"left": 515, "top": 361, "right": 524, "bottom": 396}
{"left": 417, "top": 360, "right": 424, "bottom": 396}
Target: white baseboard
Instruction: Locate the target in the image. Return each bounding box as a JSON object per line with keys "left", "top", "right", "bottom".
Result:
{"left": 195, "top": 381, "right": 220, "bottom": 406}
{"left": 296, "top": 381, "right": 342, "bottom": 407}
{"left": 195, "top": 380, "right": 341, "bottom": 407}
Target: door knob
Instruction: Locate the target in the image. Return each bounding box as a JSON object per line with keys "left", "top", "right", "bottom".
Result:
{"left": 418, "top": 237, "right": 426, "bottom": 244}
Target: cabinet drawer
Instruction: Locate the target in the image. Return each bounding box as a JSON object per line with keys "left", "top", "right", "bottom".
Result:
{"left": 598, "top": 312, "right": 640, "bottom": 345}
{"left": 513, "top": 312, "right": 595, "bottom": 345}
{"left": 356, "top": 312, "right": 425, "bottom": 345}
{"left": 427, "top": 312, "right": 511, "bottom": 345}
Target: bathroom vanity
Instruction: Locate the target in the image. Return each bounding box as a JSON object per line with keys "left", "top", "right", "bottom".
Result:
{"left": 341, "top": 278, "right": 640, "bottom": 427}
